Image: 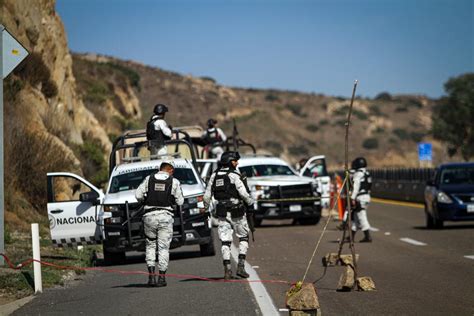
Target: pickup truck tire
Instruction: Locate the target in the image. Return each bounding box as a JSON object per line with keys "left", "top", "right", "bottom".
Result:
{"left": 103, "top": 249, "right": 126, "bottom": 266}
{"left": 299, "top": 216, "right": 321, "bottom": 225}
{"left": 200, "top": 235, "right": 216, "bottom": 257}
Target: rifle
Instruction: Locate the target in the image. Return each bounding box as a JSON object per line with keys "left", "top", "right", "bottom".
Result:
{"left": 241, "top": 173, "right": 256, "bottom": 241}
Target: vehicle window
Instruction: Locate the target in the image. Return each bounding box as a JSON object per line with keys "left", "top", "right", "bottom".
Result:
{"left": 109, "top": 168, "right": 197, "bottom": 193}
{"left": 240, "top": 164, "right": 296, "bottom": 178}
{"left": 303, "top": 159, "right": 328, "bottom": 177}
{"left": 53, "top": 176, "right": 94, "bottom": 202}
{"left": 440, "top": 167, "right": 474, "bottom": 185}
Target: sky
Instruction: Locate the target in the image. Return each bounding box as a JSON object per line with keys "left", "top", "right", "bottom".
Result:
{"left": 56, "top": 0, "right": 473, "bottom": 98}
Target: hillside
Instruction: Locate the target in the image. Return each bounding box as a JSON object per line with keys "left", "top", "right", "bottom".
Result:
{"left": 1, "top": 0, "right": 456, "bottom": 232}
{"left": 73, "top": 53, "right": 447, "bottom": 168}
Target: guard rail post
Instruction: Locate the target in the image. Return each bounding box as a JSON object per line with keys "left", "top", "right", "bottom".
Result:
{"left": 31, "top": 223, "right": 43, "bottom": 294}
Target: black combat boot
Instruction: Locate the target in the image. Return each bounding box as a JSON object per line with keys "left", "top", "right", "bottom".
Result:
{"left": 360, "top": 230, "right": 372, "bottom": 243}
{"left": 147, "top": 266, "right": 156, "bottom": 287}
{"left": 236, "top": 255, "right": 249, "bottom": 279}
{"left": 344, "top": 230, "right": 356, "bottom": 242}
{"left": 157, "top": 270, "right": 167, "bottom": 287}
{"left": 223, "top": 260, "right": 233, "bottom": 280}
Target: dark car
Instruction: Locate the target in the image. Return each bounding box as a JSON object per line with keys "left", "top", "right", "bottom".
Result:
{"left": 424, "top": 162, "right": 474, "bottom": 228}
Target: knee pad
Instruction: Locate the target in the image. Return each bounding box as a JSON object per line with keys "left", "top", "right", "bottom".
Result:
{"left": 239, "top": 236, "right": 249, "bottom": 243}
{"left": 221, "top": 241, "right": 231, "bottom": 248}
{"left": 145, "top": 236, "right": 157, "bottom": 242}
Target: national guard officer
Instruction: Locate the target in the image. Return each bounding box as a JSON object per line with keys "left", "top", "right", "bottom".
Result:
{"left": 201, "top": 118, "right": 227, "bottom": 159}
{"left": 350, "top": 157, "right": 373, "bottom": 242}
{"left": 203, "top": 151, "right": 254, "bottom": 280}
{"left": 146, "top": 104, "right": 172, "bottom": 156}
{"left": 135, "top": 161, "right": 184, "bottom": 287}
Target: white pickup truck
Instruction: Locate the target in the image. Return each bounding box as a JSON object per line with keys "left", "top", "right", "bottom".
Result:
{"left": 46, "top": 133, "right": 215, "bottom": 265}
{"left": 201, "top": 155, "right": 322, "bottom": 226}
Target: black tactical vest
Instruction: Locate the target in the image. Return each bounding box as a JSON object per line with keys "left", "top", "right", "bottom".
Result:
{"left": 205, "top": 128, "right": 221, "bottom": 144}
{"left": 212, "top": 170, "right": 240, "bottom": 201}
{"left": 146, "top": 174, "right": 174, "bottom": 207}
{"left": 146, "top": 117, "right": 171, "bottom": 147}
{"left": 358, "top": 170, "right": 372, "bottom": 195}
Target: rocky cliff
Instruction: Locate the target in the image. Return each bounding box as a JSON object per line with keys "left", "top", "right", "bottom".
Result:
{"left": 1, "top": 0, "right": 140, "bottom": 229}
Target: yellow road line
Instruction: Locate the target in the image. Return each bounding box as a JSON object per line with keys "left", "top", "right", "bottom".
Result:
{"left": 372, "top": 197, "right": 424, "bottom": 209}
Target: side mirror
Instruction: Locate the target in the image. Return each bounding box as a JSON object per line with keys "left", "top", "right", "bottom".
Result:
{"left": 80, "top": 191, "right": 100, "bottom": 205}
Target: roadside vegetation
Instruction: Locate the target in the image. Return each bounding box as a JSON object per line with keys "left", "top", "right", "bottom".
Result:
{"left": 1, "top": 232, "right": 98, "bottom": 302}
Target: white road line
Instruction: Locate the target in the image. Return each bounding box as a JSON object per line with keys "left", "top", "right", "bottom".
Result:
{"left": 464, "top": 255, "right": 474, "bottom": 260}
{"left": 369, "top": 227, "right": 380, "bottom": 232}
{"left": 384, "top": 232, "right": 391, "bottom": 236}
{"left": 400, "top": 237, "right": 427, "bottom": 246}
{"left": 231, "top": 245, "right": 279, "bottom": 316}
{"left": 279, "top": 308, "right": 289, "bottom": 312}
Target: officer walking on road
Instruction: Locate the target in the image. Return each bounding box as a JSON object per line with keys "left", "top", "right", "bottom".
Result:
{"left": 350, "top": 157, "right": 373, "bottom": 242}
{"left": 203, "top": 151, "right": 255, "bottom": 280}
{"left": 136, "top": 161, "right": 184, "bottom": 287}
{"left": 202, "top": 118, "right": 227, "bottom": 159}
{"left": 147, "top": 104, "right": 172, "bottom": 156}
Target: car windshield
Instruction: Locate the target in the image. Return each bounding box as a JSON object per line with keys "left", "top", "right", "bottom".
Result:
{"left": 109, "top": 168, "right": 197, "bottom": 193}
{"left": 440, "top": 167, "right": 474, "bottom": 185}
{"left": 239, "top": 164, "right": 296, "bottom": 178}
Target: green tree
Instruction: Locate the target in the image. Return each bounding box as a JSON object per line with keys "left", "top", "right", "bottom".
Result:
{"left": 432, "top": 73, "right": 474, "bottom": 161}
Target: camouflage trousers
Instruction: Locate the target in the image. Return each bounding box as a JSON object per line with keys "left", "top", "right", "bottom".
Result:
{"left": 218, "top": 214, "right": 250, "bottom": 261}
{"left": 143, "top": 210, "right": 174, "bottom": 271}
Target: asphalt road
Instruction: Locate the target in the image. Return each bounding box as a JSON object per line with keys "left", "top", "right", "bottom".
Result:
{"left": 13, "top": 200, "right": 474, "bottom": 315}
{"left": 251, "top": 200, "right": 474, "bottom": 315}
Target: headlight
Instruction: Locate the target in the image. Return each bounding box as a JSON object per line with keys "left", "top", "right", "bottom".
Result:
{"left": 252, "top": 185, "right": 270, "bottom": 199}
{"left": 186, "top": 195, "right": 206, "bottom": 215}
{"left": 104, "top": 205, "right": 120, "bottom": 212}
{"left": 437, "top": 192, "right": 453, "bottom": 204}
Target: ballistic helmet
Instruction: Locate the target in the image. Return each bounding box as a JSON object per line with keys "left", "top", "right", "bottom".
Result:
{"left": 220, "top": 151, "right": 241, "bottom": 166}
{"left": 207, "top": 118, "right": 217, "bottom": 128}
{"left": 351, "top": 157, "right": 367, "bottom": 170}
{"left": 153, "top": 104, "right": 169, "bottom": 115}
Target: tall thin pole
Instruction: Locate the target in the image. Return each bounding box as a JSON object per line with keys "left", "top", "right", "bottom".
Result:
{"left": 0, "top": 24, "right": 5, "bottom": 266}
{"left": 345, "top": 80, "right": 358, "bottom": 286}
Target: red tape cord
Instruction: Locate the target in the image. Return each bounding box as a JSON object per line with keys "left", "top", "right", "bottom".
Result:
{"left": 0, "top": 253, "right": 291, "bottom": 285}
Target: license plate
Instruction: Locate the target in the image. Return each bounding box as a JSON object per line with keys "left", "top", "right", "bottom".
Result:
{"left": 467, "top": 204, "right": 474, "bottom": 213}
{"left": 289, "top": 205, "right": 302, "bottom": 212}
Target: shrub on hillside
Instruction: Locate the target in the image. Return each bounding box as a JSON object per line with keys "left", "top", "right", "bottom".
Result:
{"left": 73, "top": 136, "right": 108, "bottom": 187}
{"left": 4, "top": 77, "right": 25, "bottom": 101}
{"left": 369, "top": 104, "right": 382, "bottom": 116}
{"left": 362, "top": 138, "right": 379, "bottom": 149}
{"left": 14, "top": 52, "right": 58, "bottom": 98}
{"left": 353, "top": 109, "right": 368, "bottom": 120}
{"left": 84, "top": 81, "right": 110, "bottom": 104}
{"left": 285, "top": 103, "right": 306, "bottom": 117}
{"left": 395, "top": 105, "right": 408, "bottom": 112}
{"left": 393, "top": 128, "right": 409, "bottom": 140}
{"left": 319, "top": 119, "right": 329, "bottom": 125}
{"left": 374, "top": 92, "right": 392, "bottom": 101}
{"left": 305, "top": 124, "right": 319, "bottom": 132}
{"left": 289, "top": 145, "right": 309, "bottom": 156}
{"left": 334, "top": 105, "right": 350, "bottom": 116}
{"left": 107, "top": 62, "right": 141, "bottom": 90}
{"left": 265, "top": 93, "right": 279, "bottom": 102}
{"left": 5, "top": 124, "right": 77, "bottom": 213}
{"left": 410, "top": 131, "right": 425, "bottom": 142}
{"left": 200, "top": 76, "right": 216, "bottom": 83}
{"left": 265, "top": 141, "right": 283, "bottom": 153}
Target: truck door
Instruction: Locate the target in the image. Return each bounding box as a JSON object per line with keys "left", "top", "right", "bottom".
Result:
{"left": 46, "top": 172, "right": 104, "bottom": 247}
{"left": 300, "top": 156, "right": 331, "bottom": 207}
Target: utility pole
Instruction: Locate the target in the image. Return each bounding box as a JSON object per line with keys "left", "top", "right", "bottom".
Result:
{"left": 0, "top": 25, "right": 29, "bottom": 265}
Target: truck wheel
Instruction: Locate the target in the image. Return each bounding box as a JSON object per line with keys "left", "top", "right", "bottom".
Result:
{"left": 103, "top": 249, "right": 126, "bottom": 266}
{"left": 299, "top": 216, "right": 321, "bottom": 225}
{"left": 200, "top": 235, "right": 216, "bottom": 257}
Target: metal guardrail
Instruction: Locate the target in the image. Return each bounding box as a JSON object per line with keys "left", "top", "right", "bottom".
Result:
{"left": 331, "top": 168, "right": 435, "bottom": 204}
